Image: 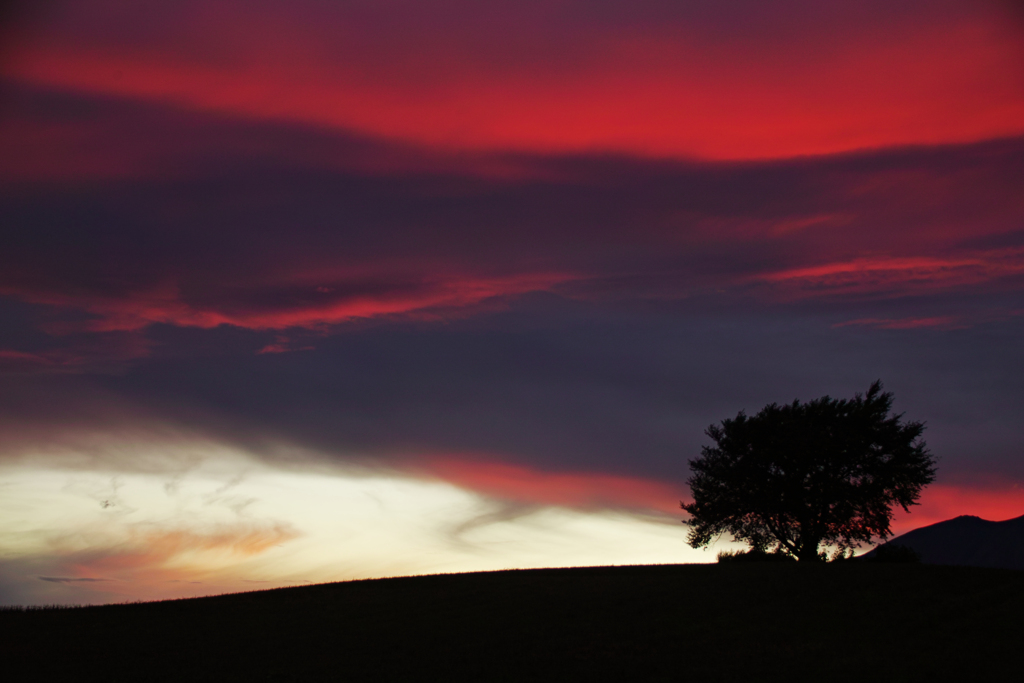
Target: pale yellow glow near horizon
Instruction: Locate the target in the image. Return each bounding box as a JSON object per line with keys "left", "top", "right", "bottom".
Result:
{"left": 0, "top": 446, "right": 734, "bottom": 605}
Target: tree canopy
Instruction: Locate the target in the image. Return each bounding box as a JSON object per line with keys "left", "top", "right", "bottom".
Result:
{"left": 681, "top": 381, "right": 936, "bottom": 561}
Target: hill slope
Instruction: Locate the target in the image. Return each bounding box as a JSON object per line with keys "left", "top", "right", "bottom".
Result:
{"left": 3, "top": 564, "right": 1022, "bottom": 682}
{"left": 874, "top": 514, "right": 1024, "bottom": 569}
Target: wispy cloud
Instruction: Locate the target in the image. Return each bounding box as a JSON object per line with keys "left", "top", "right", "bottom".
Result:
{"left": 759, "top": 252, "right": 1024, "bottom": 299}
{"left": 832, "top": 316, "right": 963, "bottom": 330}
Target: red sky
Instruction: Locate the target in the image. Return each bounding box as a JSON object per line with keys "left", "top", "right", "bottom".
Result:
{"left": 1, "top": 1, "right": 1023, "bottom": 602}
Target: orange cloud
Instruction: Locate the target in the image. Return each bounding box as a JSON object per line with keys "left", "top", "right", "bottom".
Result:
{"left": 49, "top": 521, "right": 302, "bottom": 596}
{"left": 0, "top": 520, "right": 306, "bottom": 604}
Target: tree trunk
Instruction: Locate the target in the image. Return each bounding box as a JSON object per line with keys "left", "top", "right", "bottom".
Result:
{"left": 796, "top": 535, "right": 822, "bottom": 562}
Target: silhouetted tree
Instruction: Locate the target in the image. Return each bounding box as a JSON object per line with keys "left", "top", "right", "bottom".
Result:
{"left": 682, "top": 382, "right": 936, "bottom": 561}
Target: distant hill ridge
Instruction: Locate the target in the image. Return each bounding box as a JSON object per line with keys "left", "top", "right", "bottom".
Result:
{"left": 871, "top": 514, "right": 1024, "bottom": 570}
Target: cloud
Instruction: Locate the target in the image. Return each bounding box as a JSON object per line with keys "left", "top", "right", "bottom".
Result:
{"left": 2, "top": 83, "right": 1023, "bottom": 367}
{"left": 130, "top": 522, "right": 302, "bottom": 559}
{"left": 446, "top": 502, "right": 543, "bottom": 542}
{"left": 3, "top": 1, "right": 1022, "bottom": 159}
{"left": 2, "top": 291, "right": 1023, "bottom": 491}
{"left": 22, "top": 521, "right": 303, "bottom": 598}
{"left": 0, "top": 457, "right": 717, "bottom": 605}
{"left": 832, "top": 317, "right": 964, "bottom": 330}
{"left": 426, "top": 457, "right": 683, "bottom": 516}
{"left": 758, "top": 253, "right": 1024, "bottom": 300}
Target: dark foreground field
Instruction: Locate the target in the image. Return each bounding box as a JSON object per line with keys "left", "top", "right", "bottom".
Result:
{"left": 4, "top": 563, "right": 1022, "bottom": 682}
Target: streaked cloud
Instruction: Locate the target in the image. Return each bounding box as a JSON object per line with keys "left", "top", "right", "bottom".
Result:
{"left": 4, "top": 1, "right": 1022, "bottom": 159}
{"left": 760, "top": 253, "right": 1024, "bottom": 299}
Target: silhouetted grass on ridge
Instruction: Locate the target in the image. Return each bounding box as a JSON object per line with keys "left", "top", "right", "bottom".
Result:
{"left": 3, "top": 563, "right": 1021, "bottom": 682}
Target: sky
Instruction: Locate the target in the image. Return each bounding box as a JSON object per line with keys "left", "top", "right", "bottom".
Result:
{"left": 1, "top": 0, "right": 1023, "bottom": 605}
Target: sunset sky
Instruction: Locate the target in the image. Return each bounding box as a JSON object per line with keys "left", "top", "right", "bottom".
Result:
{"left": 1, "top": 0, "right": 1023, "bottom": 605}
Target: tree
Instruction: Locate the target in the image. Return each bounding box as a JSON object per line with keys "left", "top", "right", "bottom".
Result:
{"left": 681, "top": 381, "right": 936, "bottom": 562}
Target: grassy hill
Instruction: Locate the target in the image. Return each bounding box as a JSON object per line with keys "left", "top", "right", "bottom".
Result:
{"left": 3, "top": 563, "right": 1022, "bottom": 682}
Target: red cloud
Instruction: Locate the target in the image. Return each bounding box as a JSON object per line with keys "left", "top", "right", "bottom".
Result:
{"left": 428, "top": 456, "right": 1023, "bottom": 541}
{"left": 0, "top": 349, "right": 57, "bottom": 367}
{"left": 2, "top": 64, "right": 1022, "bottom": 358}
{"left": 4, "top": 1, "right": 1022, "bottom": 160}
{"left": 890, "top": 483, "right": 1024, "bottom": 535}
{"left": 832, "top": 317, "right": 963, "bottom": 330}
{"left": 0, "top": 271, "right": 574, "bottom": 333}
{"left": 757, "top": 251, "right": 1024, "bottom": 299}
{"left": 426, "top": 456, "right": 683, "bottom": 516}
{"left": 424, "top": 456, "right": 1024, "bottom": 539}
{"left": 0, "top": 88, "right": 568, "bottom": 185}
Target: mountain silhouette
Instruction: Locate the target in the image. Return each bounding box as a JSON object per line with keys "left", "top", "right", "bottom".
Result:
{"left": 867, "top": 514, "right": 1024, "bottom": 569}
